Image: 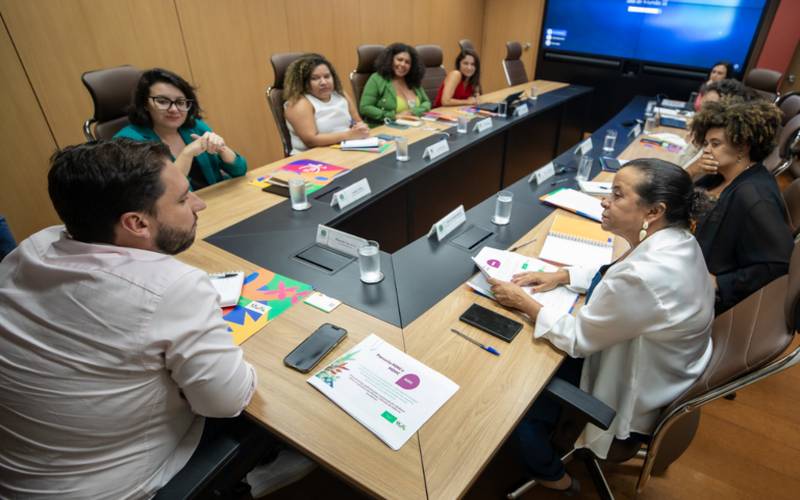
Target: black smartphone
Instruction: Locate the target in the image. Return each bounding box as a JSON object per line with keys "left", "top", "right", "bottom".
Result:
{"left": 459, "top": 303, "right": 523, "bottom": 343}
{"left": 284, "top": 323, "right": 347, "bottom": 373}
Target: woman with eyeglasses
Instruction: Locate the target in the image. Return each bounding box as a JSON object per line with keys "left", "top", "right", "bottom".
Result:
{"left": 115, "top": 68, "right": 247, "bottom": 190}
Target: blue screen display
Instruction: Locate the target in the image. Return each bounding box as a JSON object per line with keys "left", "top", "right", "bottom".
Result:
{"left": 542, "top": 0, "right": 768, "bottom": 72}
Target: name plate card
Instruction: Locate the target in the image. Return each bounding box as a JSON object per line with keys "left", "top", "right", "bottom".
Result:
{"left": 529, "top": 161, "right": 555, "bottom": 184}
{"left": 575, "top": 137, "right": 593, "bottom": 156}
{"left": 473, "top": 118, "right": 493, "bottom": 133}
{"left": 514, "top": 103, "right": 529, "bottom": 117}
{"left": 316, "top": 225, "right": 367, "bottom": 257}
{"left": 427, "top": 205, "right": 467, "bottom": 242}
{"left": 629, "top": 123, "right": 642, "bottom": 137}
{"left": 422, "top": 139, "right": 450, "bottom": 161}
{"left": 331, "top": 178, "right": 371, "bottom": 210}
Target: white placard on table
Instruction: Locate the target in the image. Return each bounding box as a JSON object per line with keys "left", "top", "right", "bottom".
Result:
{"left": 473, "top": 117, "right": 493, "bottom": 133}
{"left": 316, "top": 224, "right": 368, "bottom": 257}
{"left": 331, "top": 178, "right": 371, "bottom": 210}
{"left": 422, "top": 139, "right": 450, "bottom": 161}
{"left": 575, "top": 137, "right": 593, "bottom": 156}
{"left": 427, "top": 205, "right": 467, "bottom": 241}
{"left": 529, "top": 161, "right": 555, "bottom": 184}
{"left": 514, "top": 103, "right": 529, "bottom": 117}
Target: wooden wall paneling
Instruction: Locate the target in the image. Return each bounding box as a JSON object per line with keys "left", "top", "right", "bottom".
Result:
{"left": 176, "top": 0, "right": 291, "bottom": 171}
{"left": 357, "top": 0, "right": 432, "bottom": 48}
{"left": 0, "top": 0, "right": 191, "bottom": 149}
{"left": 0, "top": 15, "right": 60, "bottom": 240}
{"left": 480, "top": 0, "right": 545, "bottom": 93}
{"left": 428, "top": 0, "right": 484, "bottom": 83}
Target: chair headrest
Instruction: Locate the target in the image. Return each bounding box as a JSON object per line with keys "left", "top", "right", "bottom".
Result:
{"left": 778, "top": 115, "right": 800, "bottom": 158}
{"left": 459, "top": 39, "right": 476, "bottom": 52}
{"left": 356, "top": 45, "right": 385, "bottom": 73}
{"left": 779, "top": 94, "right": 800, "bottom": 125}
{"left": 270, "top": 52, "right": 304, "bottom": 89}
{"left": 745, "top": 68, "right": 782, "bottom": 93}
{"left": 81, "top": 65, "right": 142, "bottom": 122}
{"left": 416, "top": 45, "right": 443, "bottom": 67}
{"left": 505, "top": 42, "right": 522, "bottom": 61}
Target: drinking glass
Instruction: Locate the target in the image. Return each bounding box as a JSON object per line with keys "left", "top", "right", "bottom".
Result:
{"left": 358, "top": 240, "right": 383, "bottom": 283}
{"left": 644, "top": 116, "right": 658, "bottom": 135}
{"left": 457, "top": 115, "right": 469, "bottom": 134}
{"left": 493, "top": 191, "right": 513, "bottom": 225}
{"left": 602, "top": 129, "right": 618, "bottom": 154}
{"left": 289, "top": 177, "right": 310, "bottom": 211}
{"left": 576, "top": 155, "right": 593, "bottom": 182}
{"left": 395, "top": 137, "right": 409, "bottom": 162}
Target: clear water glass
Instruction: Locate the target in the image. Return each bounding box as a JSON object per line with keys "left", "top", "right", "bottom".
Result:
{"left": 497, "top": 102, "right": 507, "bottom": 118}
{"left": 530, "top": 84, "right": 538, "bottom": 102}
{"left": 457, "top": 115, "right": 469, "bottom": 134}
{"left": 576, "top": 155, "right": 593, "bottom": 182}
{"left": 289, "top": 177, "right": 310, "bottom": 211}
{"left": 644, "top": 116, "right": 658, "bottom": 135}
{"left": 493, "top": 191, "right": 513, "bottom": 225}
{"left": 395, "top": 137, "right": 409, "bottom": 162}
{"left": 358, "top": 240, "right": 382, "bottom": 283}
{"left": 602, "top": 129, "right": 618, "bottom": 154}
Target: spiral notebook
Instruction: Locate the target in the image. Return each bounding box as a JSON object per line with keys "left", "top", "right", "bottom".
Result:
{"left": 539, "top": 214, "right": 614, "bottom": 268}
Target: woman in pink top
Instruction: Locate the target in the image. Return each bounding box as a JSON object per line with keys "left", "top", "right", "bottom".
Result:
{"left": 693, "top": 61, "right": 734, "bottom": 111}
{"left": 434, "top": 49, "right": 481, "bottom": 107}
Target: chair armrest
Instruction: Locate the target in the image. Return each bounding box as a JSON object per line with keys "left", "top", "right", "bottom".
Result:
{"left": 544, "top": 376, "right": 616, "bottom": 431}
{"left": 153, "top": 434, "right": 240, "bottom": 500}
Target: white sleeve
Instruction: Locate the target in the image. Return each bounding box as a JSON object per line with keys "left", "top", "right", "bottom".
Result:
{"left": 534, "top": 267, "right": 668, "bottom": 358}
{"left": 152, "top": 269, "right": 256, "bottom": 418}
{"left": 566, "top": 266, "right": 600, "bottom": 293}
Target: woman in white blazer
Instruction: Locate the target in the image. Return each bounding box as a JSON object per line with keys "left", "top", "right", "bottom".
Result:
{"left": 489, "top": 158, "right": 715, "bottom": 494}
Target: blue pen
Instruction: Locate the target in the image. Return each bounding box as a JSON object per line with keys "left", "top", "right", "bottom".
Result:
{"left": 451, "top": 328, "right": 500, "bottom": 356}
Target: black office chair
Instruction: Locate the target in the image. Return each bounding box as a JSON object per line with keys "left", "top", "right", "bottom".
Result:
{"left": 458, "top": 39, "right": 476, "bottom": 53}
{"left": 154, "top": 417, "right": 273, "bottom": 500}
{"left": 81, "top": 65, "right": 142, "bottom": 141}
{"left": 350, "top": 44, "right": 384, "bottom": 105}
{"left": 265, "top": 52, "right": 304, "bottom": 158}
{"left": 416, "top": 44, "right": 447, "bottom": 103}
{"left": 502, "top": 42, "right": 528, "bottom": 86}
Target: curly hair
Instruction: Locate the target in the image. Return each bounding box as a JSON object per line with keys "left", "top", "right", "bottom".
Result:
{"left": 704, "top": 78, "right": 762, "bottom": 102}
{"left": 455, "top": 48, "right": 481, "bottom": 90}
{"left": 283, "top": 53, "right": 344, "bottom": 104}
{"left": 374, "top": 43, "right": 425, "bottom": 88}
{"left": 690, "top": 98, "right": 782, "bottom": 162}
{"left": 128, "top": 68, "right": 202, "bottom": 128}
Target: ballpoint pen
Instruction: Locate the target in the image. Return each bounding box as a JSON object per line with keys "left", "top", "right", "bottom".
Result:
{"left": 451, "top": 328, "right": 500, "bottom": 356}
{"left": 510, "top": 237, "right": 537, "bottom": 252}
{"left": 550, "top": 178, "right": 570, "bottom": 186}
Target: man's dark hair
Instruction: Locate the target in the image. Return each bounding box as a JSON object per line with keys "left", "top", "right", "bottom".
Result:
{"left": 48, "top": 139, "right": 170, "bottom": 244}
{"left": 455, "top": 48, "right": 481, "bottom": 90}
{"left": 374, "top": 43, "right": 425, "bottom": 89}
{"left": 128, "top": 68, "right": 203, "bottom": 128}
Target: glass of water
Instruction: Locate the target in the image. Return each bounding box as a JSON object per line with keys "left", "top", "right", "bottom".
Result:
{"left": 358, "top": 240, "right": 383, "bottom": 284}
{"left": 395, "top": 137, "right": 409, "bottom": 162}
{"left": 602, "top": 129, "right": 618, "bottom": 154}
{"left": 289, "top": 177, "right": 310, "bottom": 211}
{"left": 530, "top": 84, "right": 538, "bottom": 102}
{"left": 576, "top": 155, "right": 593, "bottom": 182}
{"left": 644, "top": 116, "right": 658, "bottom": 135}
{"left": 497, "top": 101, "right": 507, "bottom": 118}
{"left": 457, "top": 115, "right": 469, "bottom": 134}
{"left": 493, "top": 190, "right": 513, "bottom": 225}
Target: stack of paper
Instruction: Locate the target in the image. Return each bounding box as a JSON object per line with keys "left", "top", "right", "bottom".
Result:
{"left": 539, "top": 188, "right": 604, "bottom": 222}
{"left": 422, "top": 111, "right": 458, "bottom": 123}
{"left": 339, "top": 137, "right": 390, "bottom": 153}
{"left": 257, "top": 159, "right": 350, "bottom": 196}
{"left": 577, "top": 180, "right": 612, "bottom": 195}
{"left": 308, "top": 334, "right": 458, "bottom": 450}
{"left": 539, "top": 214, "right": 614, "bottom": 268}
{"left": 467, "top": 246, "right": 579, "bottom": 316}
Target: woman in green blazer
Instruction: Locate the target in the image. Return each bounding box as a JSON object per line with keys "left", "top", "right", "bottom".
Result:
{"left": 359, "top": 43, "right": 431, "bottom": 125}
{"left": 115, "top": 68, "right": 246, "bottom": 190}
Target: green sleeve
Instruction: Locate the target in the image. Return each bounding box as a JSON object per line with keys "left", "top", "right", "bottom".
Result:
{"left": 359, "top": 74, "right": 395, "bottom": 124}
{"left": 411, "top": 87, "right": 432, "bottom": 116}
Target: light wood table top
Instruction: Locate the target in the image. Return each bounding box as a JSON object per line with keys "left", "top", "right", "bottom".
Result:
{"left": 177, "top": 80, "right": 590, "bottom": 499}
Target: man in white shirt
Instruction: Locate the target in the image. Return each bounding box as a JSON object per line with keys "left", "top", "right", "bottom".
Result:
{"left": 0, "top": 139, "right": 310, "bottom": 498}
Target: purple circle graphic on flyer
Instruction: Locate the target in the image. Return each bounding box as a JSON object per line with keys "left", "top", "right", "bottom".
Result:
{"left": 487, "top": 259, "right": 501, "bottom": 268}
{"left": 396, "top": 373, "right": 420, "bottom": 390}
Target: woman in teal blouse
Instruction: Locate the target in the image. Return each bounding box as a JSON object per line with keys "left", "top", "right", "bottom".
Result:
{"left": 359, "top": 43, "right": 431, "bottom": 125}
{"left": 115, "top": 68, "right": 246, "bottom": 190}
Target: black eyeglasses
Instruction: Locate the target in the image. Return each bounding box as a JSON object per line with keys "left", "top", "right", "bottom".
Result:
{"left": 149, "top": 95, "right": 193, "bottom": 112}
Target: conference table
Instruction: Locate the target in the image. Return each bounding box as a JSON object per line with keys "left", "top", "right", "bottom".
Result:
{"left": 177, "top": 83, "right": 684, "bottom": 499}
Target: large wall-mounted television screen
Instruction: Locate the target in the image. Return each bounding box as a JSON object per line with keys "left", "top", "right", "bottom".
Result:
{"left": 541, "top": 0, "right": 769, "bottom": 73}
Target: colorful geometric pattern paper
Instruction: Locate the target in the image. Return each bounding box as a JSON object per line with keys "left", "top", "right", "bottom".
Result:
{"left": 279, "top": 159, "right": 350, "bottom": 195}
{"left": 222, "top": 268, "right": 313, "bottom": 345}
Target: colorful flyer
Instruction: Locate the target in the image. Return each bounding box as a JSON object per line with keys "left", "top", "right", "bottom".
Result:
{"left": 222, "top": 268, "right": 313, "bottom": 345}
{"left": 308, "top": 334, "right": 459, "bottom": 450}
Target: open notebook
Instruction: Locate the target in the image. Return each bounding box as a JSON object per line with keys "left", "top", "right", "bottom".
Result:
{"left": 539, "top": 188, "right": 603, "bottom": 222}
{"left": 539, "top": 214, "right": 614, "bottom": 268}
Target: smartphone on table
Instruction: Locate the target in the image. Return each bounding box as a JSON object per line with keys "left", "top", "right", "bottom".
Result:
{"left": 283, "top": 323, "right": 348, "bottom": 373}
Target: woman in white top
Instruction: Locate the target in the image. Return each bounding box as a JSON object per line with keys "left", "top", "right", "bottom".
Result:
{"left": 489, "top": 159, "right": 714, "bottom": 494}
{"left": 284, "top": 53, "right": 369, "bottom": 155}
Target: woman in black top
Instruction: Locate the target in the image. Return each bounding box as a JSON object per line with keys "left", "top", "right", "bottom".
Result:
{"left": 690, "top": 98, "right": 792, "bottom": 314}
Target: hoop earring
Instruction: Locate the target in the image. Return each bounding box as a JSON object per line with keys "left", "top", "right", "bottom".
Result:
{"left": 639, "top": 220, "right": 649, "bottom": 242}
